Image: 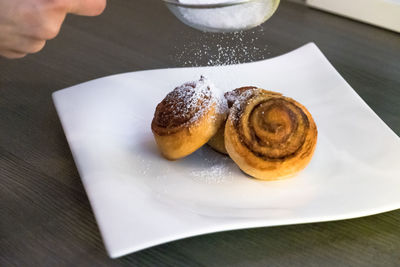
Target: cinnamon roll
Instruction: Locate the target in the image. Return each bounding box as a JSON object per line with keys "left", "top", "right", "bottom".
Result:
{"left": 224, "top": 88, "right": 317, "bottom": 180}
{"left": 208, "top": 87, "right": 282, "bottom": 155}
{"left": 151, "top": 76, "right": 227, "bottom": 160}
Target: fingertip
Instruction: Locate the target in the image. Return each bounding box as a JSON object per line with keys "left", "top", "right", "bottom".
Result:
{"left": 91, "top": 0, "right": 106, "bottom": 16}
{"left": 27, "top": 40, "right": 47, "bottom": 54}
{"left": 69, "top": 0, "right": 107, "bottom": 16}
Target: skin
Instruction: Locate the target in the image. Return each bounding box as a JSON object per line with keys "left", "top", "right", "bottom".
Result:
{"left": 0, "top": 0, "right": 106, "bottom": 59}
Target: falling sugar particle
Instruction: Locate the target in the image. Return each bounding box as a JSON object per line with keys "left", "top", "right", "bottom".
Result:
{"left": 171, "top": 27, "right": 270, "bottom": 67}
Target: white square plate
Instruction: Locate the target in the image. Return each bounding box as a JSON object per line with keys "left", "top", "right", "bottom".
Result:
{"left": 53, "top": 43, "right": 400, "bottom": 258}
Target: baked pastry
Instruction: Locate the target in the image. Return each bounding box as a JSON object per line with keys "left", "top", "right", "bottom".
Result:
{"left": 208, "top": 87, "right": 282, "bottom": 154}
{"left": 151, "top": 76, "right": 227, "bottom": 160}
{"left": 224, "top": 88, "right": 317, "bottom": 180}
{"left": 207, "top": 122, "right": 227, "bottom": 154}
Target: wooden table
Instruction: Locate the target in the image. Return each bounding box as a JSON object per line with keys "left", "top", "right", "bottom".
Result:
{"left": 1, "top": 0, "right": 400, "bottom": 265}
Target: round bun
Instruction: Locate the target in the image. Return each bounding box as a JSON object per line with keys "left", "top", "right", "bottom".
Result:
{"left": 151, "top": 76, "right": 227, "bottom": 160}
{"left": 224, "top": 88, "right": 317, "bottom": 180}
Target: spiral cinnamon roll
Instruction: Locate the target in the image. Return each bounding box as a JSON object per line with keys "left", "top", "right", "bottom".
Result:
{"left": 151, "top": 76, "right": 227, "bottom": 160}
{"left": 224, "top": 88, "right": 317, "bottom": 180}
{"left": 208, "top": 87, "right": 282, "bottom": 155}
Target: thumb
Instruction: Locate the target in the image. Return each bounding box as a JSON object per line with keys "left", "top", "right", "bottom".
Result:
{"left": 67, "top": 0, "right": 106, "bottom": 16}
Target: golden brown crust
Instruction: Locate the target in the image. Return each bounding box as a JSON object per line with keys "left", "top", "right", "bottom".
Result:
{"left": 208, "top": 87, "right": 282, "bottom": 155}
{"left": 207, "top": 122, "right": 227, "bottom": 154}
{"left": 224, "top": 88, "right": 317, "bottom": 180}
{"left": 153, "top": 105, "right": 225, "bottom": 160}
{"left": 151, "top": 77, "right": 227, "bottom": 160}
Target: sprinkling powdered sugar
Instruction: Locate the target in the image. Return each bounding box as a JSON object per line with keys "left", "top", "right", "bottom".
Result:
{"left": 172, "top": 28, "right": 271, "bottom": 67}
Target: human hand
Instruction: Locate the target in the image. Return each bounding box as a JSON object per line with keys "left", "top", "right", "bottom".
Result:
{"left": 0, "top": 0, "right": 106, "bottom": 59}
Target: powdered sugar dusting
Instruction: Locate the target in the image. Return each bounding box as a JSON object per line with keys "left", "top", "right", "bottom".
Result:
{"left": 199, "top": 76, "right": 228, "bottom": 116}
{"left": 188, "top": 76, "right": 228, "bottom": 121}
{"left": 184, "top": 76, "right": 212, "bottom": 112}
{"left": 190, "top": 157, "right": 234, "bottom": 184}
{"left": 155, "top": 76, "right": 228, "bottom": 128}
{"left": 232, "top": 87, "right": 258, "bottom": 112}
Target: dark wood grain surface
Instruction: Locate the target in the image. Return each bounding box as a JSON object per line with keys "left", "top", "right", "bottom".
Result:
{"left": 1, "top": 0, "right": 400, "bottom": 266}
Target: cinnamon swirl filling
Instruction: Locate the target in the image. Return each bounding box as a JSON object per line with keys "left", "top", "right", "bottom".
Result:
{"left": 231, "top": 90, "right": 315, "bottom": 163}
